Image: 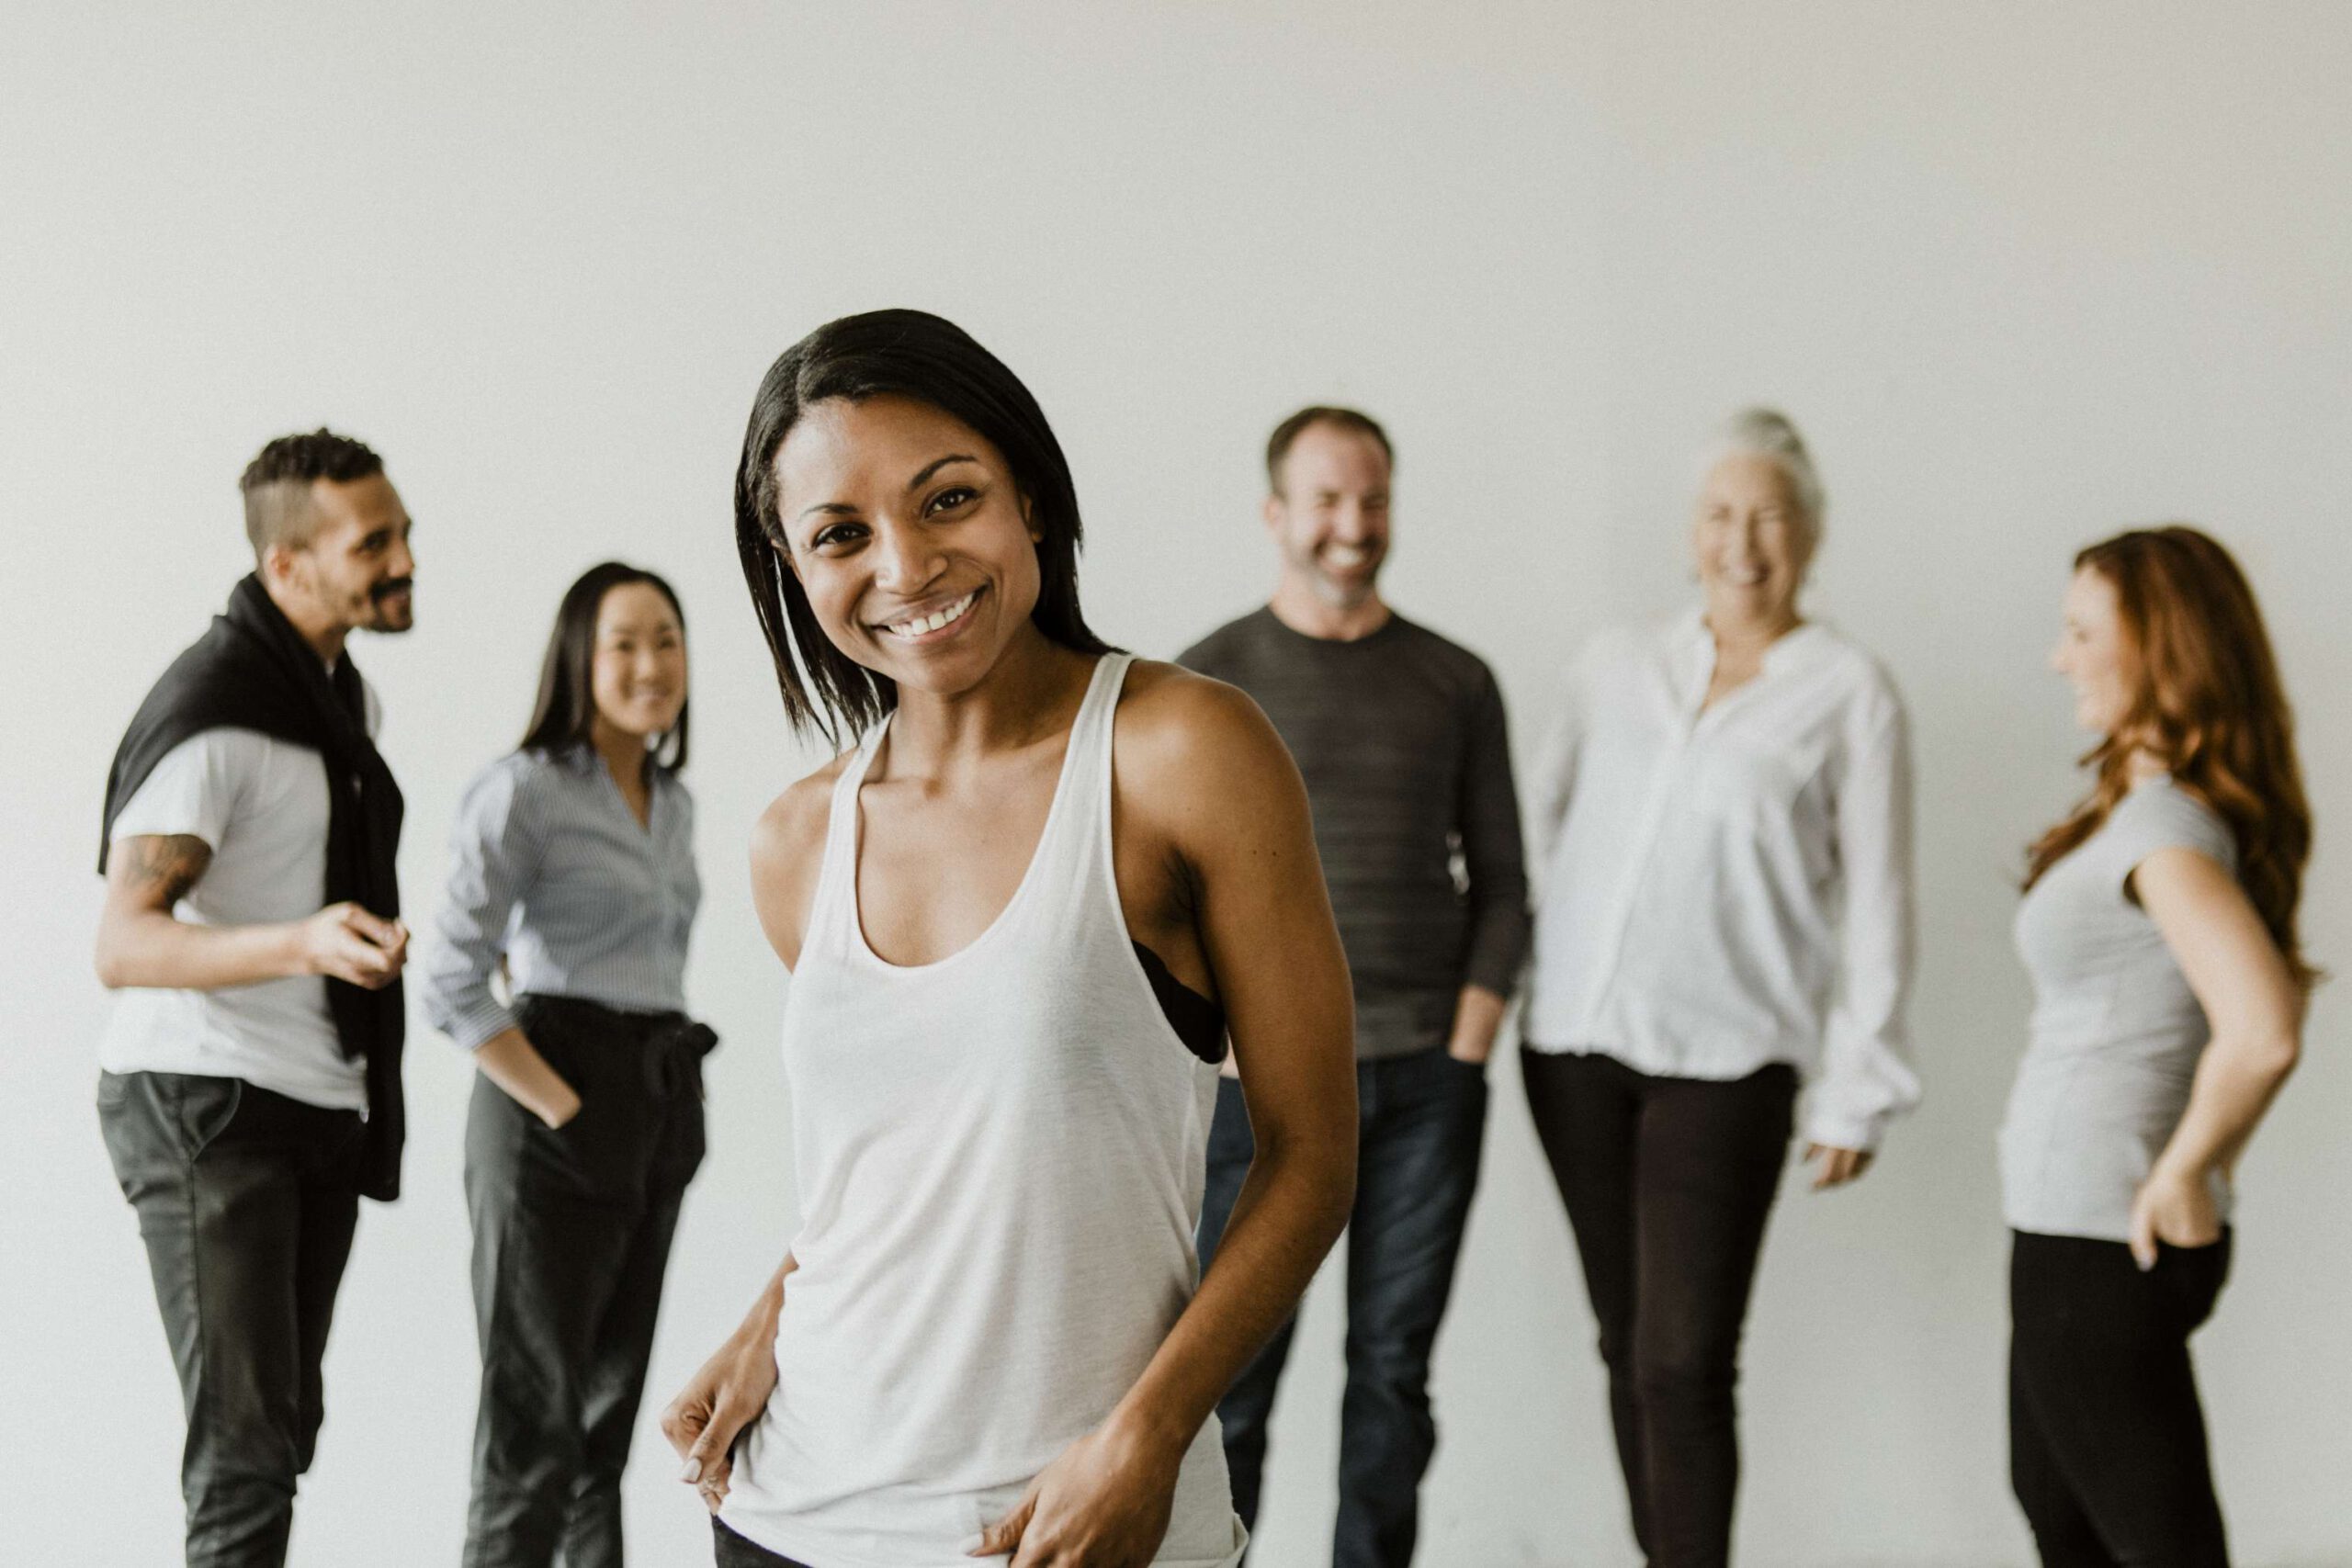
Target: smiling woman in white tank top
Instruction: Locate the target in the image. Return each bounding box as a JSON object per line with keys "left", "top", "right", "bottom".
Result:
{"left": 660, "top": 310, "right": 1358, "bottom": 1568}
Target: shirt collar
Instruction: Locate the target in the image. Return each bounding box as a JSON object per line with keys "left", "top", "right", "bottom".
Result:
{"left": 1675, "top": 604, "right": 1834, "bottom": 673}
{"left": 1668, "top": 604, "right": 1837, "bottom": 713}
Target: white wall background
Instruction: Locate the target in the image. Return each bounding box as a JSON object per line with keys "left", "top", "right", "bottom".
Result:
{"left": 4, "top": 5, "right": 2347, "bottom": 1564}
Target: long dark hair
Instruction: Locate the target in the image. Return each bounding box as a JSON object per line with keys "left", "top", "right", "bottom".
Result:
{"left": 519, "top": 561, "right": 690, "bottom": 775}
{"left": 2025, "top": 526, "right": 2314, "bottom": 987}
{"left": 733, "top": 309, "right": 1112, "bottom": 742}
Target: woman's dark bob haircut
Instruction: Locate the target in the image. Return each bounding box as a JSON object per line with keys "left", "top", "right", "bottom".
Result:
{"left": 519, "top": 560, "right": 690, "bottom": 775}
{"left": 733, "top": 308, "right": 1112, "bottom": 741}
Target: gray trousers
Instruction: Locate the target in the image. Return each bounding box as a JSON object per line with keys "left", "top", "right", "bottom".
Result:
{"left": 98, "top": 1069, "right": 367, "bottom": 1568}
{"left": 463, "top": 995, "right": 707, "bottom": 1568}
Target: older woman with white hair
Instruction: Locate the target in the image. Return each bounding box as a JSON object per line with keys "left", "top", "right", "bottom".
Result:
{"left": 1520, "top": 408, "right": 1920, "bottom": 1568}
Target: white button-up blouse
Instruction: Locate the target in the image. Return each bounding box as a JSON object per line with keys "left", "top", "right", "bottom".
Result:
{"left": 1523, "top": 610, "right": 1921, "bottom": 1150}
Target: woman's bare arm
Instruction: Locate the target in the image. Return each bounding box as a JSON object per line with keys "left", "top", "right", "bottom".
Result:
{"left": 656, "top": 758, "right": 846, "bottom": 1512}
{"left": 2127, "top": 844, "right": 2305, "bottom": 1267}
{"left": 1116, "top": 675, "right": 1357, "bottom": 1449}
{"left": 662, "top": 1253, "right": 798, "bottom": 1511}
{"left": 978, "top": 670, "right": 1357, "bottom": 1562}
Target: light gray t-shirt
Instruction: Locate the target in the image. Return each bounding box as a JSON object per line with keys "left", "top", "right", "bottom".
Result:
{"left": 2000, "top": 777, "right": 2237, "bottom": 1241}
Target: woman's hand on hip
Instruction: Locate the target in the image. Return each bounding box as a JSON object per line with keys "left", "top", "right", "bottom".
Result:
{"left": 662, "top": 1328, "right": 779, "bottom": 1514}
{"left": 1804, "top": 1143, "right": 1873, "bottom": 1190}
{"left": 972, "top": 1416, "right": 1182, "bottom": 1566}
{"left": 2130, "top": 1164, "right": 2223, "bottom": 1269}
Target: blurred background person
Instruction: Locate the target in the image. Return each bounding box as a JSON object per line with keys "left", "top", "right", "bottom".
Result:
{"left": 1181, "top": 405, "right": 1528, "bottom": 1568}
{"left": 95, "top": 429, "right": 415, "bottom": 1568}
{"left": 1520, "top": 407, "right": 1919, "bottom": 1568}
{"left": 422, "top": 561, "right": 713, "bottom": 1568}
{"left": 2002, "top": 526, "right": 2312, "bottom": 1567}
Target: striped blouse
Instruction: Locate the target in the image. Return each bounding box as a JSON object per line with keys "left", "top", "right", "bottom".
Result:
{"left": 420, "top": 745, "right": 700, "bottom": 1050}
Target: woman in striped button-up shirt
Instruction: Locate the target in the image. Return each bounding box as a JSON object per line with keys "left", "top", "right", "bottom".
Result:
{"left": 421, "top": 560, "right": 708, "bottom": 1568}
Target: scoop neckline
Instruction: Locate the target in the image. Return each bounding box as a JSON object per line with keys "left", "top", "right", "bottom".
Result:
{"left": 843, "top": 656, "right": 1108, "bottom": 976}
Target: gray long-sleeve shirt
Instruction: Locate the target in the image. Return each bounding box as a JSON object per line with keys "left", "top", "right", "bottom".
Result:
{"left": 1179, "top": 606, "right": 1530, "bottom": 1060}
{"left": 420, "top": 745, "right": 700, "bottom": 1050}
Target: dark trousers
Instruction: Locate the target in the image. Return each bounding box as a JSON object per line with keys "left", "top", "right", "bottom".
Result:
{"left": 711, "top": 1519, "right": 813, "bottom": 1567}
{"left": 1197, "top": 1045, "right": 1487, "bottom": 1568}
{"left": 464, "top": 996, "right": 709, "bottom": 1568}
{"left": 97, "top": 1069, "right": 367, "bottom": 1568}
{"left": 2009, "top": 1229, "right": 2233, "bottom": 1568}
{"left": 1521, "top": 1048, "right": 1797, "bottom": 1568}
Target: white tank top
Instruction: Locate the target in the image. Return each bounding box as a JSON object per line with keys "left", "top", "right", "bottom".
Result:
{"left": 722, "top": 654, "right": 1246, "bottom": 1568}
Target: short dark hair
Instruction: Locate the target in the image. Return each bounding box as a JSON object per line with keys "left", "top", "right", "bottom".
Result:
{"left": 519, "top": 561, "right": 690, "bottom": 774}
{"left": 734, "top": 309, "right": 1113, "bottom": 743}
{"left": 1264, "top": 406, "right": 1393, "bottom": 493}
{"left": 239, "top": 428, "right": 385, "bottom": 558}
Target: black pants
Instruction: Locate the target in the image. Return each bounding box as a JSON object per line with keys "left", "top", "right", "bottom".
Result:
{"left": 1197, "top": 1044, "right": 1487, "bottom": 1568}
{"left": 2009, "top": 1229, "right": 2233, "bottom": 1567}
{"left": 97, "top": 1069, "right": 367, "bottom": 1568}
{"left": 464, "top": 996, "right": 709, "bottom": 1568}
{"left": 711, "top": 1518, "right": 812, "bottom": 1567}
{"left": 1521, "top": 1048, "right": 1797, "bottom": 1568}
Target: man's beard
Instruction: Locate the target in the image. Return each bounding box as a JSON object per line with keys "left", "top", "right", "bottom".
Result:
{"left": 361, "top": 578, "right": 414, "bottom": 632}
{"left": 1307, "top": 553, "right": 1382, "bottom": 609}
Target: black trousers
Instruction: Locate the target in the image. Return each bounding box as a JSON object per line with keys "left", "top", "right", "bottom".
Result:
{"left": 1521, "top": 1048, "right": 1797, "bottom": 1568}
{"left": 463, "top": 995, "right": 709, "bottom": 1568}
{"left": 98, "top": 1069, "right": 367, "bottom": 1568}
{"left": 2009, "top": 1229, "right": 2233, "bottom": 1567}
{"left": 711, "top": 1518, "right": 813, "bottom": 1567}
{"left": 1197, "top": 1045, "right": 1488, "bottom": 1568}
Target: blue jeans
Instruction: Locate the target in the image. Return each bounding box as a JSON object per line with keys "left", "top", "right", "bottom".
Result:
{"left": 1197, "top": 1045, "right": 1487, "bottom": 1568}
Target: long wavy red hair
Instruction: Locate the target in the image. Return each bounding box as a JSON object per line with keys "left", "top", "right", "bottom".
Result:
{"left": 2025, "top": 525, "right": 2316, "bottom": 987}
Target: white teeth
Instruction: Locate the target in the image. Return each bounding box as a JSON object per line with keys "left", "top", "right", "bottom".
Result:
{"left": 888, "top": 591, "right": 976, "bottom": 638}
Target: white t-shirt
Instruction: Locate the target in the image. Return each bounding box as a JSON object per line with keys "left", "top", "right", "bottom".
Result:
{"left": 99, "top": 716, "right": 374, "bottom": 1111}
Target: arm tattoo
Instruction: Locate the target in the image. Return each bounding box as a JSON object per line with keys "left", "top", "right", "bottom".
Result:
{"left": 120, "top": 834, "right": 212, "bottom": 908}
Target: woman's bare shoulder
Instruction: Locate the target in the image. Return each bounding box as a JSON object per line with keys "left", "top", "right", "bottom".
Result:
{"left": 1114, "top": 659, "right": 1301, "bottom": 816}
{"left": 748, "top": 749, "right": 863, "bottom": 966}
{"left": 751, "top": 750, "right": 857, "bottom": 874}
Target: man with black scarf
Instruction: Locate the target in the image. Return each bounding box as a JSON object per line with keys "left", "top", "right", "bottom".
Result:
{"left": 94, "top": 429, "right": 414, "bottom": 1568}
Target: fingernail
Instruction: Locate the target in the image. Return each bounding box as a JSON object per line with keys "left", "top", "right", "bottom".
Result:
{"left": 681, "top": 1457, "right": 702, "bottom": 1483}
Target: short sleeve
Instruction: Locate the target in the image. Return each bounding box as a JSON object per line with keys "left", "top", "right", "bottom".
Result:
{"left": 2106, "top": 782, "right": 2238, "bottom": 895}
{"left": 107, "top": 730, "right": 262, "bottom": 851}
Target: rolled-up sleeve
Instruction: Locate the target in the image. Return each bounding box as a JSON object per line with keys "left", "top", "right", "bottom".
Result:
{"left": 1458, "top": 668, "right": 1531, "bottom": 998}
{"left": 421, "top": 762, "right": 538, "bottom": 1051}
{"left": 1806, "top": 681, "right": 1923, "bottom": 1150}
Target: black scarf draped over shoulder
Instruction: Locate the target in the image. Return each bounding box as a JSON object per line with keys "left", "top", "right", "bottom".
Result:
{"left": 99, "top": 574, "right": 407, "bottom": 1201}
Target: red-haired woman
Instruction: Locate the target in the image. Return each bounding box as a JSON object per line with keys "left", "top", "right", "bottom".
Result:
{"left": 2003, "top": 526, "right": 2314, "bottom": 1567}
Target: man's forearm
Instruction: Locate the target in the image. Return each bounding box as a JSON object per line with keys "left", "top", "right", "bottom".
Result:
{"left": 95, "top": 908, "right": 306, "bottom": 991}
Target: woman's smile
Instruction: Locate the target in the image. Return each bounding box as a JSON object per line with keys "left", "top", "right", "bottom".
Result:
{"left": 875, "top": 587, "right": 982, "bottom": 645}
